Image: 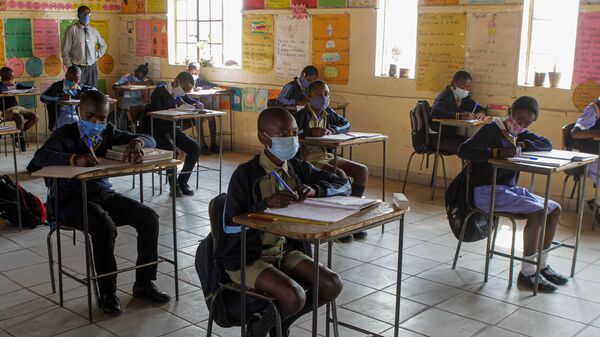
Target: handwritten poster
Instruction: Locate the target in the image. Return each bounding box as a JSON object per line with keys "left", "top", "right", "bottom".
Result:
{"left": 242, "top": 15, "right": 274, "bottom": 73}
{"left": 318, "top": 0, "right": 345, "bottom": 7}
{"left": 96, "top": 79, "right": 107, "bottom": 94}
{"left": 266, "top": 0, "right": 289, "bottom": 8}
{"left": 119, "top": 20, "right": 136, "bottom": 72}
{"left": 5, "top": 19, "right": 33, "bottom": 58}
{"left": 147, "top": 0, "right": 166, "bottom": 13}
{"left": 151, "top": 19, "right": 168, "bottom": 58}
{"left": 348, "top": 0, "right": 378, "bottom": 7}
{"left": 423, "top": 0, "right": 458, "bottom": 5}
{"left": 275, "top": 16, "right": 311, "bottom": 79}
{"left": 59, "top": 19, "right": 77, "bottom": 48}
{"left": 136, "top": 19, "right": 152, "bottom": 57}
{"left": 231, "top": 87, "right": 243, "bottom": 112}
{"left": 268, "top": 89, "right": 281, "bottom": 100}
{"left": 465, "top": 12, "right": 520, "bottom": 96}
{"left": 572, "top": 80, "right": 600, "bottom": 112}
{"left": 5, "top": 58, "right": 24, "bottom": 77}
{"left": 44, "top": 55, "right": 62, "bottom": 76}
{"left": 243, "top": 87, "right": 256, "bottom": 112}
{"left": 121, "top": 0, "right": 137, "bottom": 14}
{"left": 573, "top": 12, "right": 600, "bottom": 85}
{"left": 0, "top": 21, "right": 5, "bottom": 67}
{"left": 144, "top": 56, "right": 161, "bottom": 79}
{"left": 416, "top": 13, "right": 466, "bottom": 91}
{"left": 91, "top": 21, "right": 110, "bottom": 47}
{"left": 25, "top": 57, "right": 43, "bottom": 77}
{"left": 312, "top": 14, "right": 350, "bottom": 85}
{"left": 32, "top": 19, "right": 60, "bottom": 57}
{"left": 293, "top": 0, "right": 318, "bottom": 7}
{"left": 244, "top": 0, "right": 265, "bottom": 9}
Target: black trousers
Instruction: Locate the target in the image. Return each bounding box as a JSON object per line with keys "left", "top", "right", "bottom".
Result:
{"left": 63, "top": 191, "right": 159, "bottom": 295}
{"left": 156, "top": 128, "right": 201, "bottom": 184}
{"left": 79, "top": 62, "right": 99, "bottom": 88}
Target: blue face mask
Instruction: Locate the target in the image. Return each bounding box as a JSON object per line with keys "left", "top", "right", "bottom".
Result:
{"left": 79, "top": 119, "right": 107, "bottom": 139}
{"left": 268, "top": 136, "right": 300, "bottom": 161}
{"left": 79, "top": 14, "right": 90, "bottom": 25}
{"left": 310, "top": 95, "right": 330, "bottom": 111}
{"left": 65, "top": 80, "right": 75, "bottom": 89}
{"left": 299, "top": 77, "right": 309, "bottom": 89}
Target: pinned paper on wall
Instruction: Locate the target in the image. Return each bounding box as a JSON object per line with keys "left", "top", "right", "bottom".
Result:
{"left": 572, "top": 80, "right": 600, "bottom": 112}
{"left": 255, "top": 88, "right": 269, "bottom": 112}
{"left": 147, "top": 0, "right": 166, "bottom": 13}
{"left": 91, "top": 21, "right": 110, "bottom": 47}
{"left": 25, "top": 57, "right": 43, "bottom": 77}
{"left": 348, "top": 0, "right": 378, "bottom": 7}
{"left": 465, "top": 12, "right": 520, "bottom": 96}
{"left": 318, "top": 0, "right": 346, "bottom": 7}
{"left": 416, "top": 13, "right": 466, "bottom": 91}
{"left": 0, "top": 21, "right": 5, "bottom": 67}
{"left": 32, "top": 19, "right": 60, "bottom": 57}
{"left": 151, "top": 19, "right": 168, "bottom": 58}
{"left": 5, "top": 58, "right": 24, "bottom": 77}
{"left": 121, "top": 0, "right": 138, "bottom": 14}
{"left": 59, "top": 19, "right": 77, "bottom": 48}
{"left": 136, "top": 20, "right": 152, "bottom": 57}
{"left": 219, "top": 89, "right": 231, "bottom": 110}
{"left": 119, "top": 20, "right": 136, "bottom": 72}
{"left": 144, "top": 56, "right": 161, "bottom": 79}
{"left": 5, "top": 19, "right": 33, "bottom": 58}
{"left": 243, "top": 88, "right": 257, "bottom": 112}
{"left": 268, "top": 89, "right": 281, "bottom": 100}
{"left": 98, "top": 54, "right": 114, "bottom": 74}
{"left": 44, "top": 55, "right": 62, "bottom": 76}
{"left": 242, "top": 15, "right": 274, "bottom": 73}
{"left": 573, "top": 12, "right": 600, "bottom": 86}
{"left": 266, "top": 0, "right": 289, "bottom": 8}
{"left": 312, "top": 14, "right": 350, "bottom": 85}
{"left": 231, "top": 87, "right": 243, "bottom": 112}
{"left": 275, "top": 15, "right": 311, "bottom": 80}
{"left": 423, "top": 0, "right": 459, "bottom": 5}
{"left": 243, "top": 0, "right": 265, "bottom": 9}
{"left": 292, "top": 0, "right": 318, "bottom": 8}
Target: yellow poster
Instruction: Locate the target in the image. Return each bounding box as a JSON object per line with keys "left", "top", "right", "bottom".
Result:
{"left": 266, "top": 0, "right": 289, "bottom": 8}
{"left": 312, "top": 14, "right": 350, "bottom": 85}
{"left": 91, "top": 21, "right": 110, "bottom": 47}
{"left": 147, "top": 0, "right": 167, "bottom": 14}
{"left": 423, "top": 0, "right": 459, "bottom": 5}
{"left": 0, "top": 21, "right": 5, "bottom": 67}
{"left": 98, "top": 54, "right": 114, "bottom": 74}
{"left": 44, "top": 55, "right": 62, "bottom": 76}
{"left": 572, "top": 80, "right": 600, "bottom": 113}
{"left": 416, "top": 13, "right": 466, "bottom": 91}
{"left": 242, "top": 15, "right": 274, "bottom": 73}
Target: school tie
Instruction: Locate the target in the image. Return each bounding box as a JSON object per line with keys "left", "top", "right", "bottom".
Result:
{"left": 273, "top": 167, "right": 286, "bottom": 192}
{"left": 84, "top": 27, "right": 92, "bottom": 65}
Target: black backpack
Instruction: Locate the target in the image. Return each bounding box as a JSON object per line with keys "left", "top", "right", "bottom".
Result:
{"left": 409, "top": 100, "right": 433, "bottom": 154}
{"left": 0, "top": 175, "right": 46, "bottom": 228}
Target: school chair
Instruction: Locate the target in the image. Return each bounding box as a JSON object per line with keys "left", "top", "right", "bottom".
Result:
{"left": 560, "top": 123, "right": 584, "bottom": 209}
{"left": 402, "top": 100, "right": 449, "bottom": 194}
{"left": 127, "top": 105, "right": 147, "bottom": 189}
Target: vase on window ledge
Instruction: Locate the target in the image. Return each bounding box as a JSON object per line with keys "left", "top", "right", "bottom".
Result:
{"left": 399, "top": 68, "right": 410, "bottom": 78}
{"left": 534, "top": 72, "right": 546, "bottom": 87}
{"left": 548, "top": 64, "right": 561, "bottom": 88}
{"left": 388, "top": 64, "right": 398, "bottom": 78}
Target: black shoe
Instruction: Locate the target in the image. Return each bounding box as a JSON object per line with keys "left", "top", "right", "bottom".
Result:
{"left": 247, "top": 306, "right": 277, "bottom": 337}
{"left": 353, "top": 231, "right": 368, "bottom": 240}
{"left": 18, "top": 134, "right": 26, "bottom": 152}
{"left": 210, "top": 144, "right": 220, "bottom": 154}
{"left": 541, "top": 265, "right": 569, "bottom": 285}
{"left": 517, "top": 272, "right": 558, "bottom": 293}
{"left": 201, "top": 144, "right": 210, "bottom": 155}
{"left": 169, "top": 182, "right": 183, "bottom": 197}
{"left": 179, "top": 182, "right": 195, "bottom": 196}
{"left": 337, "top": 235, "right": 353, "bottom": 243}
{"left": 132, "top": 281, "right": 171, "bottom": 304}
{"left": 100, "top": 293, "right": 122, "bottom": 316}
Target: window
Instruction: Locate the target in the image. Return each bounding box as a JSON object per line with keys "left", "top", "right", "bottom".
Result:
{"left": 375, "top": 0, "right": 418, "bottom": 78}
{"left": 173, "top": 0, "right": 242, "bottom": 66}
{"left": 518, "top": 0, "right": 579, "bottom": 88}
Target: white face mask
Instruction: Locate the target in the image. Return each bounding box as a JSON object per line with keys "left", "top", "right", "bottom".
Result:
{"left": 173, "top": 85, "right": 186, "bottom": 97}
{"left": 452, "top": 87, "right": 469, "bottom": 101}
{"left": 192, "top": 74, "right": 199, "bottom": 81}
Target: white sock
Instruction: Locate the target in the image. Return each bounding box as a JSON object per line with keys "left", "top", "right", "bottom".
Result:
{"left": 521, "top": 254, "right": 536, "bottom": 276}
{"left": 540, "top": 252, "right": 548, "bottom": 269}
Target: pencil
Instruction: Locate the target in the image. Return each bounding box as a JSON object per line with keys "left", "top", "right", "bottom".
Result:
{"left": 248, "top": 213, "right": 329, "bottom": 225}
{"left": 84, "top": 137, "right": 100, "bottom": 164}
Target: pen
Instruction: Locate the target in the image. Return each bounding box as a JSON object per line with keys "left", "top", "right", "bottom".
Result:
{"left": 84, "top": 137, "right": 100, "bottom": 164}
{"left": 248, "top": 213, "right": 329, "bottom": 225}
{"left": 520, "top": 156, "right": 538, "bottom": 160}
{"left": 471, "top": 102, "right": 479, "bottom": 114}
{"left": 271, "top": 170, "right": 294, "bottom": 193}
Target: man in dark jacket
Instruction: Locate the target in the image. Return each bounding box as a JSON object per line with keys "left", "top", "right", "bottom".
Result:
{"left": 27, "top": 90, "right": 171, "bottom": 316}
{"left": 276, "top": 65, "right": 318, "bottom": 110}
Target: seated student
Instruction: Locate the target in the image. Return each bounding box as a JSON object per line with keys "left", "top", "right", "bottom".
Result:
{"left": 41, "top": 65, "right": 94, "bottom": 131}
{"left": 145, "top": 71, "right": 203, "bottom": 197}
{"left": 26, "top": 90, "right": 170, "bottom": 316}
{"left": 113, "top": 63, "right": 153, "bottom": 112}
{"left": 0, "top": 67, "right": 39, "bottom": 151}
{"left": 293, "top": 80, "right": 369, "bottom": 242}
{"left": 222, "top": 107, "right": 347, "bottom": 336}
{"left": 186, "top": 62, "right": 219, "bottom": 155}
{"left": 431, "top": 70, "right": 486, "bottom": 154}
{"left": 276, "top": 65, "right": 318, "bottom": 110}
{"left": 458, "top": 96, "right": 566, "bottom": 292}
{"left": 571, "top": 97, "right": 600, "bottom": 191}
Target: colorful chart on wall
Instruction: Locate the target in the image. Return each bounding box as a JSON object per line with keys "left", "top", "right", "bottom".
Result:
{"left": 275, "top": 15, "right": 311, "bottom": 80}
{"left": 231, "top": 87, "right": 243, "bottom": 112}
{"left": 416, "top": 13, "right": 466, "bottom": 91}
{"left": 573, "top": 80, "right": 600, "bottom": 112}
{"left": 312, "top": 14, "right": 350, "bottom": 85}
{"left": 243, "top": 0, "right": 265, "bottom": 9}
{"left": 292, "top": 0, "right": 318, "bottom": 7}
{"left": 136, "top": 20, "right": 152, "bottom": 57}
{"left": 121, "top": 0, "right": 137, "bottom": 14}
{"left": 5, "top": 58, "right": 24, "bottom": 77}
{"left": 423, "top": 0, "right": 459, "bottom": 5}
{"left": 98, "top": 54, "right": 114, "bottom": 74}
{"left": 151, "top": 19, "right": 168, "bottom": 58}
{"left": 219, "top": 91, "right": 231, "bottom": 110}
{"left": 348, "top": 0, "right": 378, "bottom": 7}
{"left": 96, "top": 79, "right": 107, "bottom": 94}
{"left": 318, "top": 0, "right": 346, "bottom": 7}
{"left": 91, "top": 21, "right": 110, "bottom": 47}
{"left": 243, "top": 87, "right": 256, "bottom": 112}
{"left": 59, "top": 19, "right": 78, "bottom": 48}
{"left": 44, "top": 55, "right": 62, "bottom": 76}
{"left": 5, "top": 19, "right": 33, "bottom": 58}
{"left": 266, "top": 0, "right": 290, "bottom": 8}
{"left": 268, "top": 89, "right": 281, "bottom": 100}
{"left": 2, "top": 0, "right": 121, "bottom": 12}
{"left": 25, "top": 57, "right": 43, "bottom": 77}
{"left": 465, "top": 12, "right": 520, "bottom": 96}
{"left": 32, "top": 19, "right": 60, "bottom": 57}
{"left": 147, "top": 0, "right": 166, "bottom": 13}
{"left": 573, "top": 12, "right": 600, "bottom": 86}
{"left": 242, "top": 15, "right": 274, "bottom": 73}
{"left": 255, "top": 88, "right": 269, "bottom": 112}
{"left": 0, "top": 21, "right": 5, "bottom": 67}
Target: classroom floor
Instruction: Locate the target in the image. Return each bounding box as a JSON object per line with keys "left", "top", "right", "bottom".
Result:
{"left": 1, "top": 147, "right": 600, "bottom": 337}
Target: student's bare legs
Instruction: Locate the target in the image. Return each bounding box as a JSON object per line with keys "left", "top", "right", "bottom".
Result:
{"left": 254, "top": 268, "right": 307, "bottom": 317}
{"left": 22, "top": 112, "right": 39, "bottom": 131}
{"left": 339, "top": 160, "right": 369, "bottom": 197}
{"left": 319, "top": 163, "right": 347, "bottom": 179}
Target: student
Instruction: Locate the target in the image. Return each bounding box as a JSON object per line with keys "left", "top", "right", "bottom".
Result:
{"left": 0, "top": 67, "right": 39, "bottom": 151}
{"left": 145, "top": 71, "right": 203, "bottom": 197}
{"left": 458, "top": 96, "right": 566, "bottom": 292}
{"left": 27, "top": 90, "right": 170, "bottom": 316}
{"left": 222, "top": 107, "right": 347, "bottom": 336}
{"left": 276, "top": 65, "right": 319, "bottom": 109}
{"left": 572, "top": 97, "right": 600, "bottom": 187}
{"left": 186, "top": 62, "right": 219, "bottom": 155}
{"left": 431, "top": 70, "right": 486, "bottom": 154}
{"left": 113, "top": 63, "right": 153, "bottom": 111}
{"left": 293, "top": 80, "right": 369, "bottom": 242}
{"left": 41, "top": 65, "right": 94, "bottom": 131}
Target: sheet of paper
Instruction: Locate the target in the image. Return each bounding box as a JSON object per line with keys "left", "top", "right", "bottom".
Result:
{"left": 523, "top": 150, "right": 597, "bottom": 161}
{"left": 573, "top": 12, "right": 600, "bottom": 86}
{"left": 32, "top": 19, "right": 60, "bottom": 57}
{"left": 572, "top": 80, "right": 600, "bottom": 113}
{"left": 347, "top": 132, "right": 382, "bottom": 138}
{"left": 5, "top": 18, "right": 33, "bottom": 58}
{"left": 0, "top": 21, "right": 5, "bottom": 67}
{"left": 136, "top": 19, "right": 152, "bottom": 57}
{"left": 265, "top": 202, "right": 359, "bottom": 223}
{"left": 304, "top": 196, "right": 379, "bottom": 210}
{"left": 243, "top": 0, "right": 265, "bottom": 9}
{"left": 90, "top": 21, "right": 110, "bottom": 47}
{"left": 305, "top": 134, "right": 355, "bottom": 141}
{"left": 59, "top": 19, "right": 78, "bottom": 48}
{"left": 266, "top": 0, "right": 289, "bottom": 8}
{"left": 318, "top": 0, "right": 346, "bottom": 7}
{"left": 275, "top": 15, "right": 311, "bottom": 80}
{"left": 507, "top": 156, "right": 570, "bottom": 167}
{"left": 312, "top": 14, "right": 350, "bottom": 85}
{"left": 147, "top": 0, "right": 166, "bottom": 13}
{"left": 242, "top": 15, "right": 275, "bottom": 73}
{"left": 31, "top": 159, "right": 127, "bottom": 179}
{"left": 144, "top": 56, "right": 161, "bottom": 78}
{"left": 151, "top": 19, "right": 168, "bottom": 58}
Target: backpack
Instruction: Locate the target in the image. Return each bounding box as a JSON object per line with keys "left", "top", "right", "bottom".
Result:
{"left": 0, "top": 175, "right": 46, "bottom": 228}
{"left": 445, "top": 168, "right": 496, "bottom": 242}
{"left": 409, "top": 100, "right": 432, "bottom": 154}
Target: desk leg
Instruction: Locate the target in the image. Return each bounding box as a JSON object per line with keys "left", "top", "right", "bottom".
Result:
{"left": 573, "top": 165, "right": 588, "bottom": 277}
{"left": 431, "top": 124, "right": 443, "bottom": 200}
{"left": 53, "top": 179, "right": 64, "bottom": 306}
{"left": 241, "top": 225, "right": 247, "bottom": 337}
{"left": 151, "top": 117, "right": 156, "bottom": 196}
{"left": 33, "top": 98, "right": 39, "bottom": 150}
{"left": 3, "top": 97, "right": 7, "bottom": 155}
{"left": 12, "top": 134, "right": 22, "bottom": 231}
{"left": 219, "top": 115, "right": 223, "bottom": 194}
{"left": 140, "top": 173, "right": 144, "bottom": 203}
{"left": 326, "top": 242, "right": 332, "bottom": 337}
{"left": 312, "top": 239, "right": 320, "bottom": 337}
{"left": 172, "top": 121, "right": 177, "bottom": 191}
{"left": 196, "top": 118, "right": 201, "bottom": 190}
{"left": 394, "top": 215, "right": 405, "bottom": 337}
{"left": 230, "top": 95, "right": 234, "bottom": 151}
{"left": 171, "top": 168, "right": 179, "bottom": 300}
{"left": 594, "top": 145, "right": 600, "bottom": 230}
{"left": 533, "top": 175, "right": 552, "bottom": 296}
{"left": 484, "top": 167, "right": 497, "bottom": 282}
{"left": 81, "top": 181, "right": 93, "bottom": 322}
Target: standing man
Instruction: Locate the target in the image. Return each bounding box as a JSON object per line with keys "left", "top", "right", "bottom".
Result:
{"left": 62, "top": 5, "right": 107, "bottom": 88}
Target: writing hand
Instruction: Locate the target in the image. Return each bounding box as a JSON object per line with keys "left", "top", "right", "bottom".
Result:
{"left": 266, "top": 190, "right": 299, "bottom": 208}
{"left": 122, "top": 139, "right": 144, "bottom": 163}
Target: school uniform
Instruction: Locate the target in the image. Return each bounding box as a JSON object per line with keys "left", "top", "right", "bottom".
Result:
{"left": 431, "top": 86, "right": 485, "bottom": 154}
{"left": 220, "top": 152, "right": 351, "bottom": 288}
{"left": 113, "top": 75, "right": 149, "bottom": 110}
{"left": 574, "top": 99, "right": 600, "bottom": 185}
{"left": 41, "top": 80, "right": 95, "bottom": 131}
{"left": 457, "top": 117, "right": 558, "bottom": 214}
{"left": 145, "top": 83, "right": 202, "bottom": 185}
{"left": 0, "top": 82, "right": 34, "bottom": 120}
{"left": 293, "top": 105, "right": 351, "bottom": 168}
{"left": 26, "top": 123, "right": 158, "bottom": 295}
{"left": 276, "top": 77, "right": 307, "bottom": 108}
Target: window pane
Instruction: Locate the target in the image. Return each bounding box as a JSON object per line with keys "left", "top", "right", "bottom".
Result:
{"left": 199, "top": 22, "right": 210, "bottom": 42}
{"left": 199, "top": 0, "right": 210, "bottom": 21}
{"left": 223, "top": 0, "right": 242, "bottom": 66}
{"left": 210, "top": 22, "right": 223, "bottom": 44}
{"left": 176, "top": 0, "right": 187, "bottom": 20}
{"left": 187, "top": 43, "right": 198, "bottom": 62}
{"left": 211, "top": 0, "right": 223, "bottom": 21}
{"left": 176, "top": 22, "right": 188, "bottom": 43}
{"left": 211, "top": 44, "right": 223, "bottom": 65}
{"left": 186, "top": 0, "right": 198, "bottom": 20}
{"left": 176, "top": 44, "right": 187, "bottom": 63}
{"left": 188, "top": 21, "right": 198, "bottom": 42}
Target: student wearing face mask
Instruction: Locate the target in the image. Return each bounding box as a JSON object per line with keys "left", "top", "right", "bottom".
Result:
{"left": 27, "top": 90, "right": 170, "bottom": 317}
{"left": 458, "top": 96, "right": 566, "bottom": 293}
{"left": 145, "top": 72, "right": 204, "bottom": 197}
{"left": 293, "top": 80, "right": 370, "bottom": 242}
{"left": 276, "top": 65, "right": 319, "bottom": 110}
{"left": 186, "top": 62, "right": 220, "bottom": 155}
{"left": 430, "top": 70, "right": 486, "bottom": 154}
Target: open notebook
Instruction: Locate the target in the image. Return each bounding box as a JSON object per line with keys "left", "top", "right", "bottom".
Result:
{"left": 522, "top": 150, "right": 597, "bottom": 162}
{"left": 31, "top": 159, "right": 128, "bottom": 179}
{"left": 305, "top": 132, "right": 382, "bottom": 142}
{"left": 265, "top": 196, "right": 380, "bottom": 223}
{"left": 507, "top": 155, "right": 570, "bottom": 167}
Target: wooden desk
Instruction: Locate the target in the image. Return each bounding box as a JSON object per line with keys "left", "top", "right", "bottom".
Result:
{"left": 113, "top": 85, "right": 156, "bottom": 129}
{"left": 188, "top": 88, "right": 234, "bottom": 151}
{"left": 234, "top": 202, "right": 408, "bottom": 337}
{"left": 32, "top": 158, "right": 181, "bottom": 322}
{"left": 486, "top": 154, "right": 597, "bottom": 295}
{"left": 0, "top": 127, "right": 22, "bottom": 230}
{"left": 149, "top": 109, "right": 226, "bottom": 194}
{"left": 0, "top": 90, "right": 41, "bottom": 151}
{"left": 430, "top": 118, "right": 488, "bottom": 200}
{"left": 54, "top": 97, "right": 118, "bottom": 129}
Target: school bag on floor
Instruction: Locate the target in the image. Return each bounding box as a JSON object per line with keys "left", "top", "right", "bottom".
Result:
{"left": 0, "top": 175, "right": 46, "bottom": 228}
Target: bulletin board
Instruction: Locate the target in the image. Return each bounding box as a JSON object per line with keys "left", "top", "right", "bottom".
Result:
{"left": 312, "top": 14, "right": 350, "bottom": 85}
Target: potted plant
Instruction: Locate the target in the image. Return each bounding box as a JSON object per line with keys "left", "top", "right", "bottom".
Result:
{"left": 198, "top": 37, "right": 214, "bottom": 68}
{"left": 548, "top": 64, "right": 561, "bottom": 88}
{"left": 533, "top": 69, "right": 546, "bottom": 87}
{"left": 389, "top": 46, "right": 401, "bottom": 78}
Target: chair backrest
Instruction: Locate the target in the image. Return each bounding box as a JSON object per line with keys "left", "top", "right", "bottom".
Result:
{"left": 267, "top": 99, "right": 278, "bottom": 108}
{"left": 562, "top": 122, "right": 576, "bottom": 151}
{"left": 208, "top": 193, "right": 228, "bottom": 245}
{"left": 409, "top": 100, "right": 432, "bottom": 153}
{"left": 127, "top": 105, "right": 146, "bottom": 133}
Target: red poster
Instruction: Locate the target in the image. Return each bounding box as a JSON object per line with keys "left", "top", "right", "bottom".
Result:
{"left": 292, "top": 0, "right": 317, "bottom": 8}
{"left": 136, "top": 19, "right": 152, "bottom": 57}
{"left": 243, "top": 0, "right": 264, "bottom": 9}
{"left": 151, "top": 19, "right": 168, "bottom": 58}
